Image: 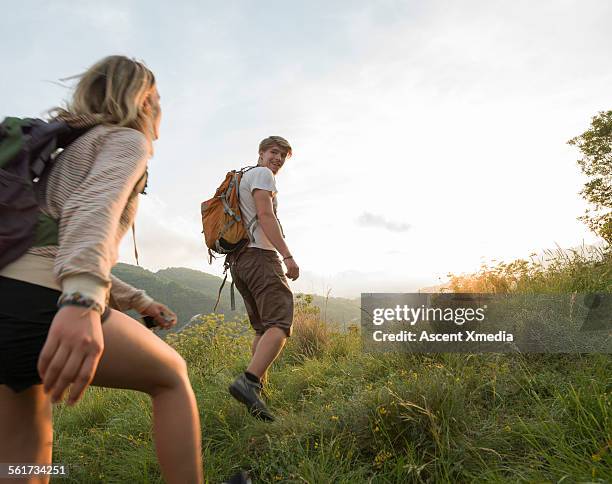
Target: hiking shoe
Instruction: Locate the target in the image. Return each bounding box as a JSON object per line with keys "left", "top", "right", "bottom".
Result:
{"left": 222, "top": 471, "right": 252, "bottom": 484}
{"left": 229, "top": 373, "right": 275, "bottom": 422}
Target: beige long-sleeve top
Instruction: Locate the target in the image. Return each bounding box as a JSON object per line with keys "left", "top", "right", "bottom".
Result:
{"left": 0, "top": 124, "right": 154, "bottom": 312}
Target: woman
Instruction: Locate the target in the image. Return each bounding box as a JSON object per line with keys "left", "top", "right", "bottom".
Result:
{"left": 0, "top": 56, "right": 203, "bottom": 483}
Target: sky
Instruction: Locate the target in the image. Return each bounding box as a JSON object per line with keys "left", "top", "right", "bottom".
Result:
{"left": 2, "top": 0, "right": 610, "bottom": 297}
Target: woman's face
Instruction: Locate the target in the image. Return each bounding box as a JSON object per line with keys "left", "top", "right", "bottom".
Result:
{"left": 150, "top": 87, "right": 162, "bottom": 140}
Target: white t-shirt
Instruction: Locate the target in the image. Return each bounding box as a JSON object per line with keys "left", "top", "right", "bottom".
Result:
{"left": 239, "top": 166, "right": 278, "bottom": 251}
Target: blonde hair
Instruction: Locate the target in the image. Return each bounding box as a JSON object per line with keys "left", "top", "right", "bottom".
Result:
{"left": 53, "top": 55, "right": 159, "bottom": 147}
{"left": 259, "top": 136, "right": 292, "bottom": 158}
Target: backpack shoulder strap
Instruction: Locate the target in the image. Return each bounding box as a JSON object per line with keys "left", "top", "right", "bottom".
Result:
{"left": 237, "top": 165, "right": 260, "bottom": 240}
{"left": 239, "top": 164, "right": 258, "bottom": 174}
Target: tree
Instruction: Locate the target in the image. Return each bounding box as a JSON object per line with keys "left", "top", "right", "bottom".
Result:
{"left": 568, "top": 110, "right": 612, "bottom": 246}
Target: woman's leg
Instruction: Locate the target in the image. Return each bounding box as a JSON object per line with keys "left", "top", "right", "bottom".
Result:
{"left": 91, "top": 310, "right": 203, "bottom": 484}
{"left": 0, "top": 385, "right": 52, "bottom": 484}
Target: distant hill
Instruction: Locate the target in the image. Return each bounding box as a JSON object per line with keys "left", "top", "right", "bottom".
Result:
{"left": 156, "top": 267, "right": 246, "bottom": 313}
{"left": 111, "top": 263, "right": 232, "bottom": 326}
{"left": 111, "top": 263, "right": 361, "bottom": 327}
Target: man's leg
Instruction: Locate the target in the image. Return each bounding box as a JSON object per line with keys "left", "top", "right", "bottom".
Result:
{"left": 250, "top": 334, "right": 267, "bottom": 386}
{"left": 229, "top": 249, "right": 292, "bottom": 421}
{"left": 246, "top": 327, "right": 286, "bottom": 379}
{"left": 230, "top": 326, "right": 288, "bottom": 421}
{"left": 251, "top": 334, "right": 261, "bottom": 357}
{"left": 245, "top": 250, "right": 293, "bottom": 381}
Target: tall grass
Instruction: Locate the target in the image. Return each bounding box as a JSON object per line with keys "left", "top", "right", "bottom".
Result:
{"left": 51, "top": 245, "right": 612, "bottom": 482}
{"left": 286, "top": 294, "right": 331, "bottom": 362}
{"left": 447, "top": 243, "right": 611, "bottom": 294}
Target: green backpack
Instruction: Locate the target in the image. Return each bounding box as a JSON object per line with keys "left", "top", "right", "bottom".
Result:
{"left": 0, "top": 117, "right": 87, "bottom": 269}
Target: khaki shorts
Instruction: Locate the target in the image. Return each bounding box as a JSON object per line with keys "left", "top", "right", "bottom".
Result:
{"left": 230, "top": 247, "right": 293, "bottom": 337}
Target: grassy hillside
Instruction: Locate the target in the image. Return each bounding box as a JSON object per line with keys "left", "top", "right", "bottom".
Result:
{"left": 55, "top": 247, "right": 611, "bottom": 482}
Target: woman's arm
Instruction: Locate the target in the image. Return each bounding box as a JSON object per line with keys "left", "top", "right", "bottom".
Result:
{"left": 110, "top": 274, "right": 154, "bottom": 312}
{"left": 110, "top": 275, "right": 177, "bottom": 329}
{"left": 53, "top": 128, "right": 150, "bottom": 308}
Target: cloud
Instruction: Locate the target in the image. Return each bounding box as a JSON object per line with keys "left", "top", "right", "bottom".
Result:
{"left": 356, "top": 212, "right": 411, "bottom": 233}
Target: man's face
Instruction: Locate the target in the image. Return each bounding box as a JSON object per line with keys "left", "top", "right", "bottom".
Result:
{"left": 258, "top": 145, "right": 288, "bottom": 175}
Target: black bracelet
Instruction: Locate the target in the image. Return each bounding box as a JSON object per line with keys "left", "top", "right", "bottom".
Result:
{"left": 283, "top": 255, "right": 293, "bottom": 261}
{"left": 57, "top": 292, "right": 104, "bottom": 315}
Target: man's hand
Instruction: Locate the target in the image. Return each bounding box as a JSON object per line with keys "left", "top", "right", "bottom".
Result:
{"left": 142, "top": 301, "right": 177, "bottom": 329}
{"left": 37, "top": 306, "right": 104, "bottom": 406}
{"left": 284, "top": 257, "right": 300, "bottom": 281}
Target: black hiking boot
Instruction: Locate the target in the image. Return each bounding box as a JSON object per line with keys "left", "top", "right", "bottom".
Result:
{"left": 229, "top": 373, "right": 275, "bottom": 422}
{"left": 222, "top": 470, "right": 252, "bottom": 484}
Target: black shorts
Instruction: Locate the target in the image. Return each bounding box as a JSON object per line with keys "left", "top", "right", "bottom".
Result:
{"left": 0, "top": 276, "right": 109, "bottom": 393}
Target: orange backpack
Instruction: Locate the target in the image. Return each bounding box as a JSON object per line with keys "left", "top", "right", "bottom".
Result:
{"left": 201, "top": 166, "right": 256, "bottom": 263}
{"left": 201, "top": 166, "right": 257, "bottom": 311}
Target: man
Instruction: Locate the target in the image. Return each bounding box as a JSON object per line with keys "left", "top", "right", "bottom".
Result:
{"left": 228, "top": 135, "right": 299, "bottom": 422}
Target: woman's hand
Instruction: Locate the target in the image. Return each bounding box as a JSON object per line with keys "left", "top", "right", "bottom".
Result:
{"left": 142, "top": 301, "right": 177, "bottom": 329}
{"left": 37, "top": 306, "right": 104, "bottom": 405}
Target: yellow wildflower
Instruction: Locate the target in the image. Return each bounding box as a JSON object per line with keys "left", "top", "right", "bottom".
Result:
{"left": 374, "top": 450, "right": 392, "bottom": 468}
